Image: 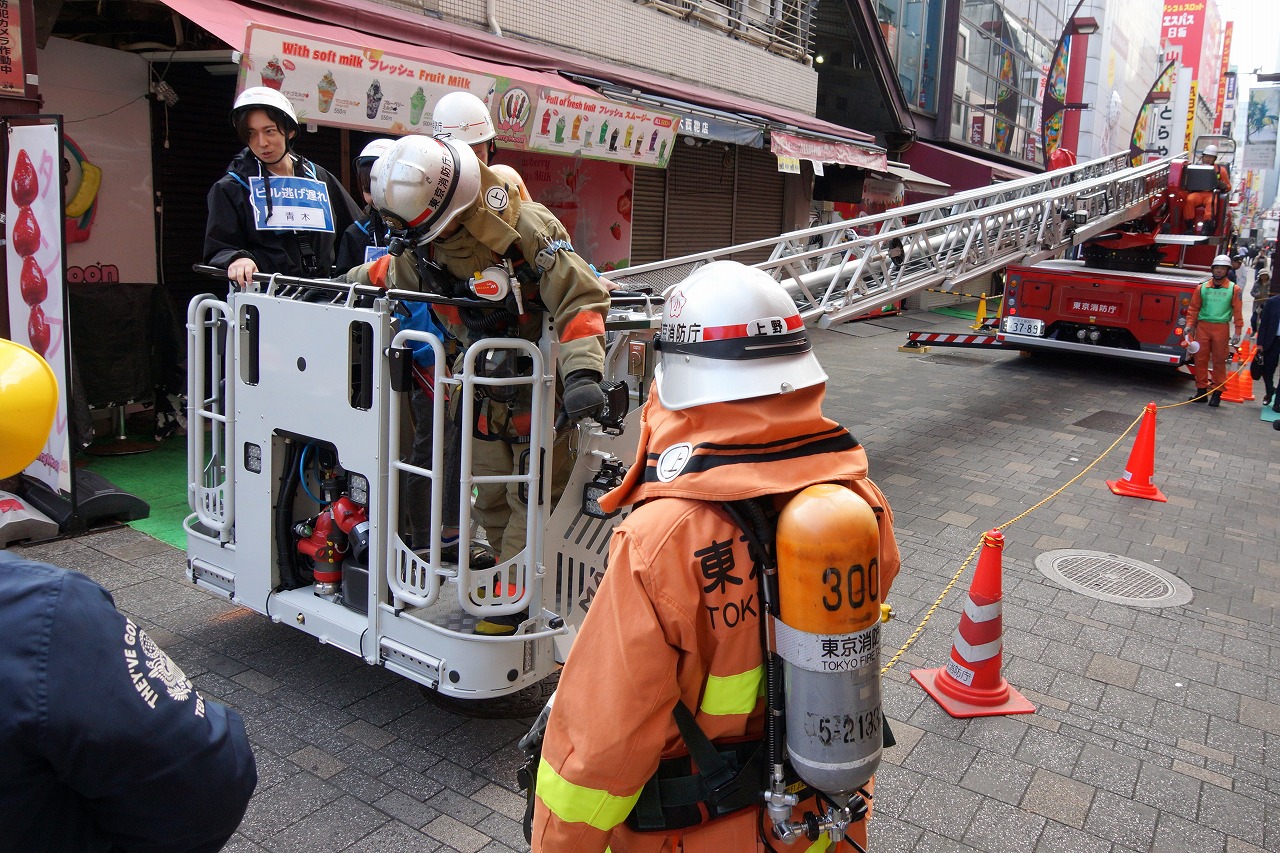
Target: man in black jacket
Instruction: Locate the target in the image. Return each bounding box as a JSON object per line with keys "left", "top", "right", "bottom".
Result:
{"left": 1257, "top": 284, "right": 1280, "bottom": 414}
{"left": 204, "top": 86, "right": 359, "bottom": 288}
{"left": 0, "top": 339, "right": 258, "bottom": 852}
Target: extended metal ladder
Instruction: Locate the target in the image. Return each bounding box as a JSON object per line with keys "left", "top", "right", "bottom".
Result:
{"left": 612, "top": 152, "right": 1180, "bottom": 326}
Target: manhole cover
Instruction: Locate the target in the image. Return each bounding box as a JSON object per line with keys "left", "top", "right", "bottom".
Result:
{"left": 1073, "top": 410, "right": 1140, "bottom": 433}
{"left": 1034, "top": 550, "right": 1192, "bottom": 608}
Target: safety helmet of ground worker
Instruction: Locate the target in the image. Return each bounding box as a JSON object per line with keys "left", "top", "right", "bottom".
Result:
{"left": 371, "top": 135, "right": 482, "bottom": 243}
{"left": 353, "top": 138, "right": 395, "bottom": 195}
{"left": 1202, "top": 144, "right": 1219, "bottom": 159}
{"left": 230, "top": 86, "right": 300, "bottom": 137}
{"left": 1212, "top": 254, "right": 1232, "bottom": 267}
{"left": 653, "top": 260, "right": 827, "bottom": 411}
{"left": 0, "top": 339, "right": 58, "bottom": 479}
{"left": 431, "top": 91, "right": 496, "bottom": 145}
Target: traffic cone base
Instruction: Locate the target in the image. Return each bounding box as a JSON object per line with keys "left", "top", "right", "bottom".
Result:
{"left": 911, "top": 666, "right": 1035, "bottom": 718}
{"left": 911, "top": 530, "right": 1036, "bottom": 719}
{"left": 1107, "top": 402, "right": 1167, "bottom": 502}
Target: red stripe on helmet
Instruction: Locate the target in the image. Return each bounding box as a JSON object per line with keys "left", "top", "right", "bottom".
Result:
{"left": 406, "top": 207, "right": 437, "bottom": 228}
{"left": 699, "top": 313, "right": 803, "bottom": 341}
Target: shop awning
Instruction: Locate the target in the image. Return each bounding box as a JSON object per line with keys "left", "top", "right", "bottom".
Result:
{"left": 158, "top": 0, "right": 680, "bottom": 167}
{"left": 901, "top": 140, "right": 1038, "bottom": 192}
{"left": 164, "top": 0, "right": 883, "bottom": 166}
{"left": 770, "top": 130, "right": 886, "bottom": 171}
{"left": 880, "top": 162, "right": 951, "bottom": 196}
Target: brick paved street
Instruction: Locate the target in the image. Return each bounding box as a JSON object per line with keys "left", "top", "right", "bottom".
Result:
{"left": 12, "top": 304, "right": 1280, "bottom": 852}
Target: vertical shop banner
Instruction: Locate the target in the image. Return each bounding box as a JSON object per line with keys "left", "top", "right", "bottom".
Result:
{"left": 1242, "top": 88, "right": 1279, "bottom": 171}
{"left": 1160, "top": 2, "right": 1208, "bottom": 154}
{"left": 241, "top": 25, "right": 496, "bottom": 134}
{"left": 1212, "top": 23, "right": 1232, "bottom": 132}
{"left": 0, "top": 0, "right": 24, "bottom": 94}
{"left": 1129, "top": 61, "right": 1179, "bottom": 165}
{"left": 520, "top": 89, "right": 676, "bottom": 169}
{"left": 500, "top": 153, "right": 633, "bottom": 272}
{"left": 6, "top": 119, "right": 70, "bottom": 493}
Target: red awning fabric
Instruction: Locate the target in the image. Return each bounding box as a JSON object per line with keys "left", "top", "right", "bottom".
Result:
{"left": 901, "top": 140, "right": 1038, "bottom": 192}
{"left": 162, "top": 0, "right": 881, "bottom": 156}
{"left": 771, "top": 130, "right": 887, "bottom": 171}
{"left": 159, "top": 0, "right": 597, "bottom": 99}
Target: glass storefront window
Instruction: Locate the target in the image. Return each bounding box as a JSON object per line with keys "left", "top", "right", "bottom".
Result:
{"left": 876, "top": 0, "right": 944, "bottom": 113}
{"left": 950, "top": 0, "right": 1060, "bottom": 163}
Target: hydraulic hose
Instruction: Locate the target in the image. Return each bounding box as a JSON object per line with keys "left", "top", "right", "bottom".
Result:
{"left": 276, "top": 439, "right": 303, "bottom": 589}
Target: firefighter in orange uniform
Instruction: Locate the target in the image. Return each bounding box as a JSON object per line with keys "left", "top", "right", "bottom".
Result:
{"left": 1185, "top": 253, "right": 1245, "bottom": 406}
{"left": 1181, "top": 145, "right": 1231, "bottom": 233}
{"left": 530, "top": 261, "right": 901, "bottom": 852}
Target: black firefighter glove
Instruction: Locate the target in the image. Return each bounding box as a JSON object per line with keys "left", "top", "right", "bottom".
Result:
{"left": 556, "top": 370, "right": 605, "bottom": 431}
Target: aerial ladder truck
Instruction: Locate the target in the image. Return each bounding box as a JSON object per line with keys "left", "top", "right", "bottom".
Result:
{"left": 183, "top": 144, "right": 1228, "bottom": 716}
{"left": 612, "top": 139, "right": 1235, "bottom": 365}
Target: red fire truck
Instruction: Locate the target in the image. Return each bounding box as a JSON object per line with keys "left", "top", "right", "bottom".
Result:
{"left": 995, "top": 137, "right": 1237, "bottom": 365}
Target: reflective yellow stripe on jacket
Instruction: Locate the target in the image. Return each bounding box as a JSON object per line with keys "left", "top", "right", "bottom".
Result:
{"left": 537, "top": 666, "right": 764, "bottom": 837}
{"left": 536, "top": 761, "right": 642, "bottom": 833}
{"left": 700, "top": 666, "right": 764, "bottom": 717}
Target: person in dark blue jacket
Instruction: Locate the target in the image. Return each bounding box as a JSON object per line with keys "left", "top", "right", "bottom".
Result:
{"left": 1257, "top": 285, "right": 1280, "bottom": 416}
{"left": 334, "top": 138, "right": 395, "bottom": 275}
{"left": 204, "top": 87, "right": 359, "bottom": 288}
{"left": 0, "top": 339, "right": 257, "bottom": 852}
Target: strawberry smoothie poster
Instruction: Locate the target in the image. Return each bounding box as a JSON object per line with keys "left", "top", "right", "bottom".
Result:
{"left": 499, "top": 153, "right": 633, "bottom": 271}
{"left": 6, "top": 120, "right": 70, "bottom": 492}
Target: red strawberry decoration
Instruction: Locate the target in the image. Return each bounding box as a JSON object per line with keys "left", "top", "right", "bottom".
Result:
{"left": 28, "top": 305, "right": 50, "bottom": 356}
{"left": 13, "top": 206, "right": 41, "bottom": 257}
{"left": 610, "top": 221, "right": 621, "bottom": 240}
{"left": 617, "top": 189, "right": 632, "bottom": 223}
{"left": 10, "top": 149, "right": 38, "bottom": 206}
{"left": 20, "top": 256, "right": 47, "bottom": 305}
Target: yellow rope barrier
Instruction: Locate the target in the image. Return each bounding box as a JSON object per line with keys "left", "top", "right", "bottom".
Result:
{"left": 880, "top": 355, "right": 1252, "bottom": 674}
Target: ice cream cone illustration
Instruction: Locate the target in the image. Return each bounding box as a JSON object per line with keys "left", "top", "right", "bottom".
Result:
{"left": 555, "top": 115, "right": 566, "bottom": 143}
{"left": 409, "top": 86, "right": 427, "bottom": 125}
{"left": 317, "top": 71, "right": 338, "bottom": 114}
{"left": 366, "top": 79, "right": 383, "bottom": 120}
{"left": 571, "top": 115, "right": 583, "bottom": 141}
{"left": 261, "top": 56, "right": 286, "bottom": 90}
{"left": 624, "top": 125, "right": 634, "bottom": 149}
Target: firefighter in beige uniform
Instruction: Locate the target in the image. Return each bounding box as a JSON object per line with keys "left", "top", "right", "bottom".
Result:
{"left": 345, "top": 137, "right": 610, "bottom": 631}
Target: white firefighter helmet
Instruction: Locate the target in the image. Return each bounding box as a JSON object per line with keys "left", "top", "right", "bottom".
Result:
{"left": 371, "top": 135, "right": 481, "bottom": 243}
{"left": 1202, "top": 144, "right": 1219, "bottom": 158}
{"left": 356, "top": 138, "right": 396, "bottom": 165}
{"left": 0, "top": 339, "right": 58, "bottom": 479}
{"left": 1211, "top": 254, "right": 1232, "bottom": 267}
{"left": 353, "top": 138, "right": 395, "bottom": 193}
{"left": 231, "top": 86, "right": 299, "bottom": 134}
{"left": 654, "top": 260, "right": 827, "bottom": 411}
{"left": 431, "top": 91, "right": 496, "bottom": 145}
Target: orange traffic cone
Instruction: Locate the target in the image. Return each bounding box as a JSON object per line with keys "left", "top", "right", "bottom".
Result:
{"left": 1237, "top": 339, "right": 1256, "bottom": 402}
{"left": 1107, "top": 402, "right": 1167, "bottom": 502}
{"left": 1221, "top": 363, "right": 1247, "bottom": 403}
{"left": 912, "top": 531, "right": 1034, "bottom": 718}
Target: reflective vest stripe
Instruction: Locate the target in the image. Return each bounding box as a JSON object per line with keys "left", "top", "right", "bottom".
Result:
{"left": 535, "top": 760, "right": 642, "bottom": 832}
{"left": 700, "top": 666, "right": 764, "bottom": 716}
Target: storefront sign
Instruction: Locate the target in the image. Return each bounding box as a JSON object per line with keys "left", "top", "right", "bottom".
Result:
{"left": 240, "top": 26, "right": 677, "bottom": 169}
{"left": 969, "top": 115, "right": 986, "bottom": 146}
{"left": 776, "top": 155, "right": 801, "bottom": 174}
{"left": 676, "top": 114, "right": 764, "bottom": 148}
{"left": 769, "top": 130, "right": 885, "bottom": 171}
{"left": 0, "top": 0, "right": 24, "bottom": 94}
{"left": 518, "top": 89, "right": 677, "bottom": 168}
{"left": 241, "top": 25, "right": 495, "bottom": 134}
{"left": 5, "top": 120, "right": 70, "bottom": 493}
